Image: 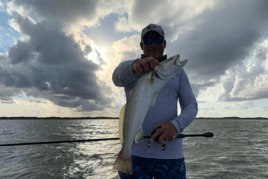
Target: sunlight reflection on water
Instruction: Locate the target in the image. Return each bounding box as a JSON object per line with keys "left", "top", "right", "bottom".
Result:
{"left": 0, "top": 119, "right": 268, "bottom": 178}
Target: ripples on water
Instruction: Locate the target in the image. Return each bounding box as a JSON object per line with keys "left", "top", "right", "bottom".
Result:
{"left": 0, "top": 119, "right": 267, "bottom": 179}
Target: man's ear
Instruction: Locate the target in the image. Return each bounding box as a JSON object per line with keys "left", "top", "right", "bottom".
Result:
{"left": 140, "top": 41, "right": 144, "bottom": 50}
{"left": 163, "top": 40, "right": 166, "bottom": 49}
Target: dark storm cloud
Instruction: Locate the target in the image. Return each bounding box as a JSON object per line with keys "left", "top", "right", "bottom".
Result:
{"left": 164, "top": 0, "right": 268, "bottom": 98}
{"left": 0, "top": 86, "right": 20, "bottom": 103}
{"left": 0, "top": 12, "right": 112, "bottom": 111}
{"left": 12, "top": 0, "right": 99, "bottom": 27}
{"left": 11, "top": 0, "right": 125, "bottom": 30}
{"left": 8, "top": 40, "right": 34, "bottom": 64}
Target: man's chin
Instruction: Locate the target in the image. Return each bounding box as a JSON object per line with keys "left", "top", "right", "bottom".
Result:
{"left": 147, "top": 53, "right": 161, "bottom": 59}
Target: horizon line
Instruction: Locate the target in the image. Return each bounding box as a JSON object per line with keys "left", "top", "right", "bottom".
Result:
{"left": 0, "top": 116, "right": 267, "bottom": 119}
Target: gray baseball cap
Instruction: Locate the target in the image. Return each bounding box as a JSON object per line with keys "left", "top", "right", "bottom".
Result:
{"left": 141, "top": 23, "right": 165, "bottom": 40}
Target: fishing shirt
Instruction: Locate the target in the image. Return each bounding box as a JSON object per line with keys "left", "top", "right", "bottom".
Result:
{"left": 112, "top": 54, "right": 198, "bottom": 159}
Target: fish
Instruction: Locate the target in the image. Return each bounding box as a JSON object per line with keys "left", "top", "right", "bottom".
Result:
{"left": 113, "top": 54, "right": 188, "bottom": 174}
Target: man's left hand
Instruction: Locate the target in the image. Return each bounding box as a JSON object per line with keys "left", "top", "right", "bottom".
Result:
{"left": 150, "top": 122, "right": 179, "bottom": 142}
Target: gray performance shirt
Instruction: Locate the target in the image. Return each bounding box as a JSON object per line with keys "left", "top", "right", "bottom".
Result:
{"left": 112, "top": 56, "right": 198, "bottom": 159}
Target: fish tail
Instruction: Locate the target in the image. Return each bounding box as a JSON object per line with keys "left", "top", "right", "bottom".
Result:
{"left": 113, "top": 150, "right": 133, "bottom": 175}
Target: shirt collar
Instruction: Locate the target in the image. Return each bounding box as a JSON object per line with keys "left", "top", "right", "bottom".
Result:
{"left": 141, "top": 54, "right": 167, "bottom": 62}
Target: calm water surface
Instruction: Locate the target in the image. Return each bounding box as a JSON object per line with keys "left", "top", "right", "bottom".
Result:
{"left": 0, "top": 119, "right": 267, "bottom": 179}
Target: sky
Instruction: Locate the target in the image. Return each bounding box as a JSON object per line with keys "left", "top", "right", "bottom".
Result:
{"left": 0, "top": 0, "right": 268, "bottom": 118}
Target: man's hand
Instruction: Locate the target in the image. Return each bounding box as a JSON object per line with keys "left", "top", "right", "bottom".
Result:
{"left": 150, "top": 122, "right": 179, "bottom": 142}
{"left": 132, "top": 57, "right": 160, "bottom": 74}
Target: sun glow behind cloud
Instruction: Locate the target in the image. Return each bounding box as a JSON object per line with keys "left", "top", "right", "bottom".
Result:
{"left": 87, "top": 49, "right": 99, "bottom": 65}
{"left": 86, "top": 42, "right": 109, "bottom": 68}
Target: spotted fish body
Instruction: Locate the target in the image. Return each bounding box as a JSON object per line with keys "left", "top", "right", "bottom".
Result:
{"left": 113, "top": 54, "right": 188, "bottom": 174}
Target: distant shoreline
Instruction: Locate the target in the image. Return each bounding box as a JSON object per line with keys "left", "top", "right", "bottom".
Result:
{"left": 0, "top": 117, "right": 267, "bottom": 120}
{"left": 0, "top": 117, "right": 119, "bottom": 120}
{"left": 194, "top": 117, "right": 268, "bottom": 120}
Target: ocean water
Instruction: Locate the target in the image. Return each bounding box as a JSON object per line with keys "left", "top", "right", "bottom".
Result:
{"left": 0, "top": 119, "right": 267, "bottom": 179}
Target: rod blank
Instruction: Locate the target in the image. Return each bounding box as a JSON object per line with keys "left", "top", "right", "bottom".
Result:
{"left": 0, "top": 132, "right": 213, "bottom": 147}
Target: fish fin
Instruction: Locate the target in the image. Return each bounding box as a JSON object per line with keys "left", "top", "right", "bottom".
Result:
{"left": 134, "top": 128, "right": 144, "bottom": 143}
{"left": 151, "top": 91, "right": 159, "bottom": 106}
{"left": 145, "top": 78, "right": 153, "bottom": 85}
{"left": 113, "top": 150, "right": 133, "bottom": 175}
{"left": 119, "top": 103, "right": 127, "bottom": 144}
{"left": 145, "top": 72, "right": 154, "bottom": 85}
{"left": 129, "top": 87, "right": 133, "bottom": 95}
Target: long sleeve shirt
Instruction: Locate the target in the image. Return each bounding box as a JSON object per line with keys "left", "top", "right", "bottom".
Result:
{"left": 112, "top": 55, "right": 198, "bottom": 159}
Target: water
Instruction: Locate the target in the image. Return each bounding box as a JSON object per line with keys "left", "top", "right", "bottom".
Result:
{"left": 0, "top": 119, "right": 267, "bottom": 179}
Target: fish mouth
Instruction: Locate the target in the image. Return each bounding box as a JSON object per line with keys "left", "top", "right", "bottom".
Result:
{"left": 173, "top": 55, "right": 180, "bottom": 66}
{"left": 174, "top": 55, "right": 188, "bottom": 67}
{"left": 154, "top": 54, "right": 187, "bottom": 79}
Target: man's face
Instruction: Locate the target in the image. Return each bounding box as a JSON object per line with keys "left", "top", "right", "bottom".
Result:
{"left": 140, "top": 31, "right": 166, "bottom": 59}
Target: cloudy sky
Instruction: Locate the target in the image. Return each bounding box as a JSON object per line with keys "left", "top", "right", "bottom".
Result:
{"left": 0, "top": 0, "right": 268, "bottom": 118}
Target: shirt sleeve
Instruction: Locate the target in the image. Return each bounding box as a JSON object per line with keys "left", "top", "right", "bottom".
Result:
{"left": 170, "top": 69, "right": 198, "bottom": 134}
{"left": 112, "top": 59, "right": 142, "bottom": 87}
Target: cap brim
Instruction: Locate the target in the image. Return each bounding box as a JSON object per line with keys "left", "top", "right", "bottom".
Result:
{"left": 142, "top": 30, "right": 164, "bottom": 39}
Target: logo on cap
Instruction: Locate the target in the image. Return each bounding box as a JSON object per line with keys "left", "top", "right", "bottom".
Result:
{"left": 146, "top": 24, "right": 156, "bottom": 29}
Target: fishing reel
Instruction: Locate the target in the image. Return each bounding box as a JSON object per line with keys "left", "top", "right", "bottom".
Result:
{"left": 146, "top": 127, "right": 166, "bottom": 150}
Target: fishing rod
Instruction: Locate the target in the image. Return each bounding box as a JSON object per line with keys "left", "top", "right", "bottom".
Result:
{"left": 0, "top": 132, "right": 213, "bottom": 147}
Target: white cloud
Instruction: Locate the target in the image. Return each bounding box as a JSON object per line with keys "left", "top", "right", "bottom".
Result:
{"left": 217, "top": 38, "right": 268, "bottom": 101}
{"left": 112, "top": 34, "right": 141, "bottom": 53}
{"left": 1, "top": 0, "right": 268, "bottom": 117}
{"left": 113, "top": 1, "right": 268, "bottom": 103}
{"left": 115, "top": 16, "right": 135, "bottom": 32}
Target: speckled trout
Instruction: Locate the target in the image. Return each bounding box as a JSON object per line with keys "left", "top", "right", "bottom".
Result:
{"left": 113, "top": 54, "right": 188, "bottom": 174}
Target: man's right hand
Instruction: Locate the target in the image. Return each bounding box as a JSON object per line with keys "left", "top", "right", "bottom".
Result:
{"left": 132, "top": 57, "right": 160, "bottom": 74}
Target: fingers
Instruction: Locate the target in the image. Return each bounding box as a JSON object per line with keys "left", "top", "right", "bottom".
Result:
{"left": 155, "top": 122, "right": 164, "bottom": 129}
{"left": 151, "top": 123, "right": 164, "bottom": 141}
{"left": 151, "top": 128, "right": 163, "bottom": 141}
{"left": 158, "top": 133, "right": 173, "bottom": 142}
{"left": 133, "top": 62, "right": 143, "bottom": 73}
{"left": 152, "top": 132, "right": 173, "bottom": 142}
{"left": 151, "top": 122, "right": 175, "bottom": 142}
{"left": 132, "top": 57, "right": 159, "bottom": 74}
{"left": 140, "top": 60, "right": 150, "bottom": 72}
{"left": 151, "top": 130, "right": 173, "bottom": 142}
{"left": 148, "top": 57, "right": 159, "bottom": 71}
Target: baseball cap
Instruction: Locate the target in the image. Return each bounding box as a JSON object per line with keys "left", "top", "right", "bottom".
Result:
{"left": 141, "top": 23, "right": 165, "bottom": 40}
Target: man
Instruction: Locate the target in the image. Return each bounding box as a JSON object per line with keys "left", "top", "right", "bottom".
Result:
{"left": 112, "top": 23, "right": 197, "bottom": 179}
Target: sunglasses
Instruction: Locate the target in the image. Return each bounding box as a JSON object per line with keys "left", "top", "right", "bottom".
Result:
{"left": 143, "top": 37, "right": 164, "bottom": 45}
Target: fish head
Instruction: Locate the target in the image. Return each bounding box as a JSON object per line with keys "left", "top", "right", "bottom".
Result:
{"left": 154, "top": 54, "right": 188, "bottom": 80}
